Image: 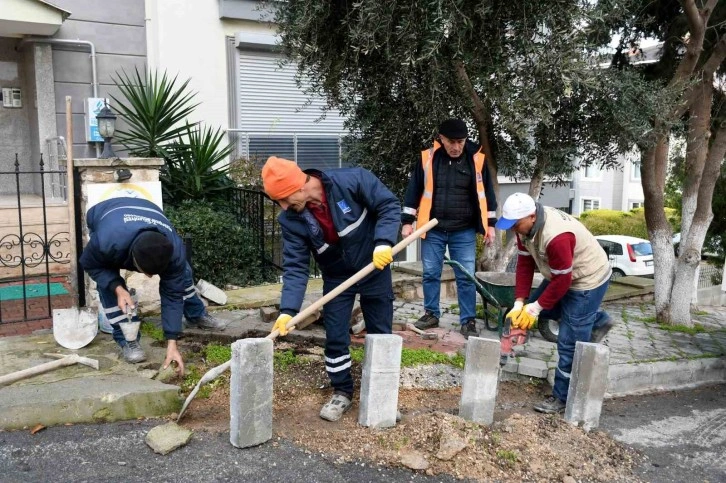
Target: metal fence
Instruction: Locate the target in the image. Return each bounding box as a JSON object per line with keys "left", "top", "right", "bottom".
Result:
{"left": 0, "top": 154, "right": 72, "bottom": 324}
{"left": 226, "top": 186, "right": 323, "bottom": 279}
{"left": 698, "top": 264, "right": 722, "bottom": 289}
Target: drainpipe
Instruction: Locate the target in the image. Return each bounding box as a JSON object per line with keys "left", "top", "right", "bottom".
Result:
{"left": 18, "top": 37, "right": 101, "bottom": 157}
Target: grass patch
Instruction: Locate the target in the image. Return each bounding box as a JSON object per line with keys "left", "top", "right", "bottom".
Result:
{"left": 274, "top": 349, "right": 300, "bottom": 370}
{"left": 449, "top": 303, "right": 460, "bottom": 314}
{"left": 497, "top": 449, "right": 519, "bottom": 463}
{"left": 692, "top": 310, "right": 710, "bottom": 316}
{"left": 634, "top": 315, "right": 657, "bottom": 324}
{"left": 205, "top": 343, "right": 231, "bottom": 365}
{"left": 181, "top": 365, "right": 213, "bottom": 398}
{"left": 657, "top": 323, "right": 707, "bottom": 335}
{"left": 349, "top": 346, "right": 465, "bottom": 368}
{"left": 620, "top": 308, "right": 629, "bottom": 323}
{"left": 140, "top": 321, "right": 165, "bottom": 342}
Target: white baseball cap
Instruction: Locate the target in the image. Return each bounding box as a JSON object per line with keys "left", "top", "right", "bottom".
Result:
{"left": 495, "top": 193, "right": 536, "bottom": 230}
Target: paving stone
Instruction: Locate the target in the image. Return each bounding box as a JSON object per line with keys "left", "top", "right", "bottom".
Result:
{"left": 145, "top": 422, "right": 193, "bottom": 455}
{"left": 517, "top": 357, "right": 548, "bottom": 378}
{"left": 565, "top": 342, "right": 610, "bottom": 431}
{"left": 230, "top": 339, "right": 273, "bottom": 448}
{"left": 359, "top": 334, "right": 402, "bottom": 428}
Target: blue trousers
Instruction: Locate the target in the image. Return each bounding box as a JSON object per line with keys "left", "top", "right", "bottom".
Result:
{"left": 322, "top": 266, "right": 393, "bottom": 396}
{"left": 529, "top": 278, "right": 611, "bottom": 402}
{"left": 421, "top": 227, "right": 477, "bottom": 323}
{"left": 97, "top": 262, "right": 206, "bottom": 347}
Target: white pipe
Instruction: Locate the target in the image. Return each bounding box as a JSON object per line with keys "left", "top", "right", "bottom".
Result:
{"left": 18, "top": 37, "right": 101, "bottom": 157}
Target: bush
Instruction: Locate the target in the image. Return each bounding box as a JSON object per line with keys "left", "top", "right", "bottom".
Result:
{"left": 579, "top": 207, "right": 680, "bottom": 239}
{"left": 166, "top": 201, "right": 266, "bottom": 287}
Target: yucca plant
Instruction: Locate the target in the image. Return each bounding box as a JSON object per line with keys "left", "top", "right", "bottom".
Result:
{"left": 111, "top": 68, "right": 199, "bottom": 158}
{"left": 161, "top": 122, "right": 235, "bottom": 204}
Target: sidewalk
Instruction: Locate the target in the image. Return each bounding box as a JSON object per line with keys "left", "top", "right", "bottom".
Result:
{"left": 1, "top": 271, "right": 724, "bottom": 429}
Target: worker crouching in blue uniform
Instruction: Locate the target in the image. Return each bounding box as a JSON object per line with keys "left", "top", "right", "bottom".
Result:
{"left": 261, "top": 156, "right": 400, "bottom": 422}
{"left": 79, "top": 197, "right": 225, "bottom": 374}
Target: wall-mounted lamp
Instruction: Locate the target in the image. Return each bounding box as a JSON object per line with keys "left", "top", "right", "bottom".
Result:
{"left": 97, "top": 100, "right": 117, "bottom": 159}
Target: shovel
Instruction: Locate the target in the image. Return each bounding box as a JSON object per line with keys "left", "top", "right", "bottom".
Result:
{"left": 177, "top": 218, "right": 439, "bottom": 421}
{"left": 53, "top": 307, "right": 98, "bottom": 350}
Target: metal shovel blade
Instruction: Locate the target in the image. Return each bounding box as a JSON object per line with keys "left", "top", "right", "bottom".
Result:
{"left": 53, "top": 307, "right": 98, "bottom": 350}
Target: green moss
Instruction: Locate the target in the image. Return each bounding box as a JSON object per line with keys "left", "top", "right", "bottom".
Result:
{"left": 635, "top": 315, "right": 657, "bottom": 324}
{"left": 692, "top": 310, "right": 710, "bottom": 316}
{"left": 205, "top": 343, "right": 231, "bottom": 365}
{"left": 181, "top": 365, "right": 212, "bottom": 399}
{"left": 140, "top": 321, "right": 165, "bottom": 342}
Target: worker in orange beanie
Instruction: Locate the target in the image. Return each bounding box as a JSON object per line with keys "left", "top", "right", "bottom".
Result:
{"left": 261, "top": 156, "right": 400, "bottom": 422}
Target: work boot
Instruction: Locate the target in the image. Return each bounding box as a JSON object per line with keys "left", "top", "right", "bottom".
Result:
{"left": 414, "top": 312, "right": 439, "bottom": 330}
{"left": 187, "top": 313, "right": 226, "bottom": 331}
{"left": 460, "top": 319, "right": 479, "bottom": 339}
{"left": 319, "top": 391, "right": 352, "bottom": 422}
{"left": 122, "top": 340, "right": 147, "bottom": 363}
{"left": 533, "top": 395, "right": 566, "bottom": 414}
{"left": 591, "top": 312, "right": 614, "bottom": 344}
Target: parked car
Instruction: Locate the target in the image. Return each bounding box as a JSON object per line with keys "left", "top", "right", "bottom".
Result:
{"left": 595, "top": 235, "right": 654, "bottom": 280}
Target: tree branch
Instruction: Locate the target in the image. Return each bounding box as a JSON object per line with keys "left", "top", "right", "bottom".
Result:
{"left": 672, "top": 0, "right": 707, "bottom": 85}
{"left": 702, "top": 34, "right": 726, "bottom": 79}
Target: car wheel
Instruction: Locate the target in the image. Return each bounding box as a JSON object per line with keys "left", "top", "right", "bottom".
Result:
{"left": 538, "top": 318, "right": 559, "bottom": 343}
{"left": 610, "top": 268, "right": 625, "bottom": 280}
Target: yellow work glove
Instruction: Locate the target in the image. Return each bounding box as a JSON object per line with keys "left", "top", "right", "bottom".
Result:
{"left": 372, "top": 245, "right": 393, "bottom": 270}
{"left": 272, "top": 314, "right": 293, "bottom": 336}
{"left": 505, "top": 301, "right": 524, "bottom": 327}
{"left": 513, "top": 301, "right": 543, "bottom": 330}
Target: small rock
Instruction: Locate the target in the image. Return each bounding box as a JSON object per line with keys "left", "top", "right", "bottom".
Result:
{"left": 562, "top": 476, "right": 577, "bottom": 483}
{"left": 435, "top": 430, "right": 467, "bottom": 461}
{"left": 400, "top": 450, "right": 429, "bottom": 470}
{"left": 154, "top": 364, "right": 177, "bottom": 383}
{"left": 145, "top": 422, "right": 193, "bottom": 455}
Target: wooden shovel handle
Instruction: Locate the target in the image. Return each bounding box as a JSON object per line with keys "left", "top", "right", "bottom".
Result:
{"left": 267, "top": 218, "right": 439, "bottom": 339}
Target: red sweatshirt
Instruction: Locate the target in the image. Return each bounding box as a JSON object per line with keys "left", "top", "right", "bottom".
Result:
{"left": 514, "top": 232, "right": 576, "bottom": 309}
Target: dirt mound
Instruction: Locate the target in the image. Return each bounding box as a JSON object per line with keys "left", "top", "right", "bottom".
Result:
{"left": 178, "top": 346, "right": 642, "bottom": 482}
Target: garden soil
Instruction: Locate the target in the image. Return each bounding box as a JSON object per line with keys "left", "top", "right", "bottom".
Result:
{"left": 174, "top": 342, "right": 643, "bottom": 482}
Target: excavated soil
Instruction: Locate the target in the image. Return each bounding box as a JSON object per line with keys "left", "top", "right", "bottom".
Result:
{"left": 175, "top": 343, "right": 643, "bottom": 482}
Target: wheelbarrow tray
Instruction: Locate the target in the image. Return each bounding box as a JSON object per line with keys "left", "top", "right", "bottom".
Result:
{"left": 474, "top": 272, "right": 545, "bottom": 309}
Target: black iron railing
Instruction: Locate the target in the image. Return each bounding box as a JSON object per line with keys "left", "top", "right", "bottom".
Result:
{"left": 0, "top": 154, "right": 71, "bottom": 323}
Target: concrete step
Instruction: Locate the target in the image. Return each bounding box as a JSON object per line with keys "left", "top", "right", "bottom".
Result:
{"left": 0, "top": 332, "right": 180, "bottom": 430}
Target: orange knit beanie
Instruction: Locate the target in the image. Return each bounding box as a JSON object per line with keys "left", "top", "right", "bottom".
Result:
{"left": 261, "top": 156, "right": 307, "bottom": 200}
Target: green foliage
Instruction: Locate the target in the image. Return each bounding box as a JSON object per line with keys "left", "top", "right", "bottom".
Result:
{"left": 140, "top": 321, "right": 165, "bottom": 342}
{"left": 579, "top": 207, "right": 679, "bottom": 238}
{"left": 273, "top": 0, "right": 629, "bottom": 198}
{"left": 161, "top": 123, "right": 235, "bottom": 205}
{"left": 181, "top": 365, "right": 213, "bottom": 398}
{"left": 273, "top": 350, "right": 300, "bottom": 370}
{"left": 166, "top": 201, "right": 266, "bottom": 287}
{"left": 205, "top": 342, "right": 231, "bottom": 365}
{"left": 112, "top": 68, "right": 199, "bottom": 158}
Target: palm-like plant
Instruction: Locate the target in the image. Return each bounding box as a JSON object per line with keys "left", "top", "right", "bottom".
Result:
{"left": 112, "top": 68, "right": 199, "bottom": 158}
{"left": 161, "top": 123, "right": 235, "bottom": 204}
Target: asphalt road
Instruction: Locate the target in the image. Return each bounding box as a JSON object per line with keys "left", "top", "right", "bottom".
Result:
{"left": 600, "top": 383, "right": 726, "bottom": 483}
{"left": 0, "top": 420, "right": 456, "bottom": 483}
{"left": 1, "top": 384, "right": 724, "bottom": 482}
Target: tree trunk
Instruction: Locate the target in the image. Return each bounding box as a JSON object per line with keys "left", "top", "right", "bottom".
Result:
{"left": 641, "top": 139, "right": 677, "bottom": 323}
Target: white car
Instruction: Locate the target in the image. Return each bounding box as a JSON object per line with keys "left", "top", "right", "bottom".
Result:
{"left": 595, "top": 235, "right": 654, "bottom": 280}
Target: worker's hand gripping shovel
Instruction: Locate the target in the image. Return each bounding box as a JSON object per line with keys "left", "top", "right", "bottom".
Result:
{"left": 176, "top": 219, "right": 440, "bottom": 421}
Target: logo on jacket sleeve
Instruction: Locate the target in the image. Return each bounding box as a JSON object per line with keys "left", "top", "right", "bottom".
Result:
{"left": 336, "top": 200, "right": 352, "bottom": 214}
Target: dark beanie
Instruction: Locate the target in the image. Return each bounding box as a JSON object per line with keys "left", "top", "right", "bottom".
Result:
{"left": 438, "top": 118, "right": 468, "bottom": 139}
{"left": 131, "top": 231, "right": 173, "bottom": 275}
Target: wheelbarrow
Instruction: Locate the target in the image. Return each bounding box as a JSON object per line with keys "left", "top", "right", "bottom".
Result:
{"left": 444, "top": 260, "right": 559, "bottom": 343}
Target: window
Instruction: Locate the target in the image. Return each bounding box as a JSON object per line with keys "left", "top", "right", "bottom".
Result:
{"left": 631, "top": 161, "right": 641, "bottom": 180}
{"left": 630, "top": 201, "right": 643, "bottom": 209}
{"left": 597, "top": 240, "right": 623, "bottom": 256}
{"left": 581, "top": 198, "right": 600, "bottom": 212}
{"left": 583, "top": 165, "right": 601, "bottom": 179}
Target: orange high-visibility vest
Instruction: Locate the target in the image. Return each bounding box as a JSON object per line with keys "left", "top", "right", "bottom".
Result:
{"left": 416, "top": 141, "right": 489, "bottom": 238}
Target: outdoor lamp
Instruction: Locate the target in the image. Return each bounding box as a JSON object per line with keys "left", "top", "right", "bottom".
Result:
{"left": 97, "top": 100, "right": 118, "bottom": 159}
